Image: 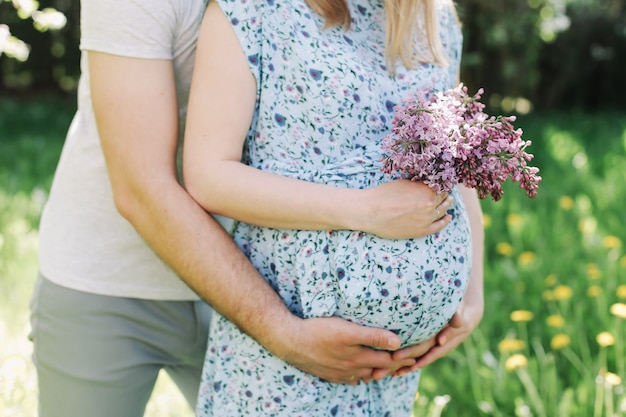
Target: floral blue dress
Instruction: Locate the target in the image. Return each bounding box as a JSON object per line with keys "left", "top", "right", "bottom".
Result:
{"left": 197, "top": 0, "right": 471, "bottom": 415}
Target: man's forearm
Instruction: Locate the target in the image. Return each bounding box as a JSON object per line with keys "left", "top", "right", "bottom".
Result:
{"left": 119, "top": 180, "right": 408, "bottom": 383}
{"left": 119, "top": 176, "right": 299, "bottom": 356}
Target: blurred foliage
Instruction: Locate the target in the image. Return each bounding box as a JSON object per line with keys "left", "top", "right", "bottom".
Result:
{"left": 0, "top": 0, "right": 67, "bottom": 60}
{"left": 457, "top": 0, "right": 626, "bottom": 111}
{"left": 0, "top": 0, "right": 625, "bottom": 109}
{"left": 0, "top": 0, "right": 77, "bottom": 93}
{"left": 3, "top": 97, "right": 626, "bottom": 417}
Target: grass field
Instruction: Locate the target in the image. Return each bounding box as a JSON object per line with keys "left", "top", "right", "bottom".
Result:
{"left": 1, "top": 96, "right": 625, "bottom": 416}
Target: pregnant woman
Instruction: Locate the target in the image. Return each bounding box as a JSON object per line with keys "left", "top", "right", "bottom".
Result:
{"left": 184, "top": 0, "right": 484, "bottom": 415}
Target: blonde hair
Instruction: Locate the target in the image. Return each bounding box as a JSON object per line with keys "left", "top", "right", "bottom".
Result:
{"left": 306, "top": 0, "right": 454, "bottom": 72}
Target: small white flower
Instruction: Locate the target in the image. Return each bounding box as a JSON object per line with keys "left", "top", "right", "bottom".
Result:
{"left": 3, "top": 36, "right": 30, "bottom": 61}
{"left": 14, "top": 0, "right": 38, "bottom": 17}
{"left": 433, "top": 394, "right": 451, "bottom": 407}
{"left": 0, "top": 24, "right": 9, "bottom": 56}
{"left": 33, "top": 8, "right": 67, "bottom": 31}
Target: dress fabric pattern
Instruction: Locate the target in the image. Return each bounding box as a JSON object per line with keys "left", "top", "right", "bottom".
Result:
{"left": 197, "top": 0, "right": 470, "bottom": 415}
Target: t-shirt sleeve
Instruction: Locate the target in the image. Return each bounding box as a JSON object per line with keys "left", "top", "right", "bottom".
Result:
{"left": 80, "top": 0, "right": 179, "bottom": 59}
{"left": 215, "top": 0, "right": 264, "bottom": 92}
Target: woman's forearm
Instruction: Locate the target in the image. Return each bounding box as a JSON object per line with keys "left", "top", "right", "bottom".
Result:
{"left": 185, "top": 160, "right": 367, "bottom": 231}
{"left": 184, "top": 159, "right": 454, "bottom": 239}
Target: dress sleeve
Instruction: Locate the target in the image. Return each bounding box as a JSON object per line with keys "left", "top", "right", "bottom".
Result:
{"left": 215, "top": 0, "right": 265, "bottom": 95}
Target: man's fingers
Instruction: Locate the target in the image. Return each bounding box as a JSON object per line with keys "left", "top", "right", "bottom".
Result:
{"left": 369, "top": 336, "right": 437, "bottom": 379}
{"left": 355, "top": 326, "right": 402, "bottom": 351}
{"left": 412, "top": 343, "right": 450, "bottom": 370}
{"left": 370, "top": 356, "right": 417, "bottom": 381}
{"left": 392, "top": 337, "right": 437, "bottom": 361}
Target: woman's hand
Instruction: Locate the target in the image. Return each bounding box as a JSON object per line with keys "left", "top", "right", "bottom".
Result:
{"left": 356, "top": 180, "right": 454, "bottom": 240}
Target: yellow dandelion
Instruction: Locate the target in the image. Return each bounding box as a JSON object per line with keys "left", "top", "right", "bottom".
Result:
{"left": 604, "top": 372, "right": 622, "bottom": 386}
{"left": 544, "top": 274, "right": 558, "bottom": 287}
{"left": 587, "top": 285, "right": 602, "bottom": 298}
{"left": 496, "top": 242, "right": 514, "bottom": 257}
{"left": 596, "top": 332, "right": 615, "bottom": 347}
{"left": 602, "top": 236, "right": 622, "bottom": 249}
{"left": 498, "top": 338, "right": 525, "bottom": 353}
{"left": 553, "top": 285, "right": 573, "bottom": 301}
{"left": 551, "top": 334, "right": 571, "bottom": 350}
{"left": 617, "top": 285, "right": 626, "bottom": 299}
{"left": 546, "top": 314, "right": 565, "bottom": 328}
{"left": 510, "top": 310, "right": 534, "bottom": 322}
{"left": 586, "top": 263, "right": 602, "bottom": 280}
{"left": 559, "top": 196, "right": 574, "bottom": 210}
{"left": 543, "top": 290, "right": 554, "bottom": 301}
{"left": 507, "top": 214, "right": 523, "bottom": 227}
{"left": 483, "top": 214, "right": 492, "bottom": 229}
{"left": 505, "top": 354, "right": 528, "bottom": 371}
{"left": 620, "top": 255, "right": 626, "bottom": 268}
{"left": 518, "top": 251, "right": 536, "bottom": 267}
{"left": 610, "top": 303, "right": 626, "bottom": 319}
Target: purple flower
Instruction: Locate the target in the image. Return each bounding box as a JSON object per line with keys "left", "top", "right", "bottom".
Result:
{"left": 381, "top": 83, "right": 541, "bottom": 200}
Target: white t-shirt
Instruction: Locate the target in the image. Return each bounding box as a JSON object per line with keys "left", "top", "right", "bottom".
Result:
{"left": 38, "top": 0, "right": 207, "bottom": 300}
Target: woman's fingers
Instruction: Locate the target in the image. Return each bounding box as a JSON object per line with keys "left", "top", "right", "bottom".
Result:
{"left": 434, "top": 195, "right": 453, "bottom": 221}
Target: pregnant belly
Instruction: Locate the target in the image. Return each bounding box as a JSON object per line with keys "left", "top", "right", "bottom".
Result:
{"left": 331, "top": 221, "right": 471, "bottom": 345}
{"left": 329, "top": 202, "right": 471, "bottom": 346}
{"left": 234, "top": 192, "right": 472, "bottom": 348}
{"left": 240, "top": 151, "right": 474, "bottom": 346}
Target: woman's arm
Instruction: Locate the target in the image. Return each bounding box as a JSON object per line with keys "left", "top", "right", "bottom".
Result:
{"left": 183, "top": 1, "right": 452, "bottom": 241}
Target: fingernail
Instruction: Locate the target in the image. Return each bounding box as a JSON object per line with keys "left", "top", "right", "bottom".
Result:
{"left": 387, "top": 336, "right": 401, "bottom": 350}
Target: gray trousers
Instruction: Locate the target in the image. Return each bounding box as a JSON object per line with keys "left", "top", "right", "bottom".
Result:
{"left": 29, "top": 275, "right": 212, "bottom": 417}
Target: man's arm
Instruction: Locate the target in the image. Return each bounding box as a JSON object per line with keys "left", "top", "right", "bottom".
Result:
{"left": 88, "top": 52, "right": 419, "bottom": 384}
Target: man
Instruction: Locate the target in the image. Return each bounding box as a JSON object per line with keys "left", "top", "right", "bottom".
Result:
{"left": 30, "top": 0, "right": 483, "bottom": 415}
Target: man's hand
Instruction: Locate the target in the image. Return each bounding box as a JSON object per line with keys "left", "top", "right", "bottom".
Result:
{"left": 277, "top": 316, "right": 417, "bottom": 385}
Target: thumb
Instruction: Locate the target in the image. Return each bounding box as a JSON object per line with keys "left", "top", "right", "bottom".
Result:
{"left": 353, "top": 325, "right": 402, "bottom": 351}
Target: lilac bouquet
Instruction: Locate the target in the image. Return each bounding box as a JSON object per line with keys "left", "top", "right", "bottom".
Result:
{"left": 381, "top": 84, "right": 541, "bottom": 201}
